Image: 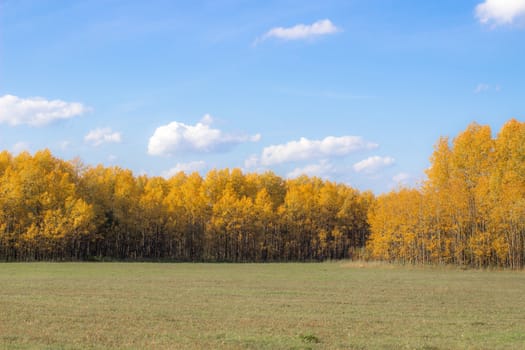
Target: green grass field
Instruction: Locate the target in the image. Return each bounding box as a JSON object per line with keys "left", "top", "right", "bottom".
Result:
{"left": 1, "top": 262, "right": 524, "bottom": 349}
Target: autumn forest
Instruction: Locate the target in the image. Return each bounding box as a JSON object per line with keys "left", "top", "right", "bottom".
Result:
{"left": 0, "top": 119, "right": 523, "bottom": 268}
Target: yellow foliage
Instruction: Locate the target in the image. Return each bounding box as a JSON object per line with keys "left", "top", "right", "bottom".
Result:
{"left": 368, "top": 119, "right": 525, "bottom": 268}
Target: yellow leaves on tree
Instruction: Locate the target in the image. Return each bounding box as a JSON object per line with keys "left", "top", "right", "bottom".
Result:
{"left": 367, "top": 119, "right": 525, "bottom": 268}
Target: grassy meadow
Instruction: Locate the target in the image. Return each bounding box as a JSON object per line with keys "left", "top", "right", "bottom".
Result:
{"left": 1, "top": 262, "right": 524, "bottom": 349}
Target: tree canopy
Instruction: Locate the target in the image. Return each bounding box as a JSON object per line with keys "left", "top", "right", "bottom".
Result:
{"left": 0, "top": 152, "right": 371, "bottom": 262}
{"left": 367, "top": 119, "right": 525, "bottom": 268}
{"left": 1, "top": 119, "right": 523, "bottom": 268}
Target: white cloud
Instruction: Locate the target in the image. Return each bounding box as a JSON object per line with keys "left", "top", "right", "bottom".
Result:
{"left": 256, "top": 19, "right": 340, "bottom": 44}
{"left": 474, "top": 83, "right": 490, "bottom": 93}
{"left": 148, "top": 115, "right": 260, "bottom": 156}
{"left": 0, "top": 94, "right": 88, "bottom": 126}
{"left": 84, "top": 127, "right": 122, "bottom": 146}
{"left": 353, "top": 156, "right": 395, "bottom": 174}
{"left": 476, "top": 0, "right": 525, "bottom": 26}
{"left": 244, "top": 154, "right": 260, "bottom": 169}
{"left": 474, "top": 83, "right": 502, "bottom": 93}
{"left": 162, "top": 161, "right": 206, "bottom": 178}
{"left": 200, "top": 113, "right": 214, "bottom": 125}
{"left": 260, "top": 136, "right": 378, "bottom": 166}
{"left": 59, "top": 141, "right": 71, "bottom": 150}
{"left": 392, "top": 172, "right": 411, "bottom": 184}
{"left": 242, "top": 154, "right": 271, "bottom": 174}
{"left": 287, "top": 160, "right": 335, "bottom": 179}
{"left": 12, "top": 142, "right": 30, "bottom": 154}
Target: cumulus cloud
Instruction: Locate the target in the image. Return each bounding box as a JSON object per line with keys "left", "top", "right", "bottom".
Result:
{"left": 200, "top": 114, "right": 214, "bottom": 125}
{"left": 162, "top": 160, "right": 206, "bottom": 178}
{"left": 84, "top": 127, "right": 122, "bottom": 146}
{"left": 244, "top": 154, "right": 260, "bottom": 169}
{"left": 353, "top": 156, "right": 395, "bottom": 174}
{"left": 287, "top": 160, "right": 335, "bottom": 179}
{"left": 476, "top": 0, "right": 525, "bottom": 26}
{"left": 12, "top": 142, "right": 30, "bottom": 154}
{"left": 256, "top": 19, "right": 340, "bottom": 44}
{"left": 148, "top": 115, "right": 260, "bottom": 156}
{"left": 0, "top": 94, "right": 88, "bottom": 126}
{"left": 392, "top": 172, "right": 411, "bottom": 184}
{"left": 260, "top": 136, "right": 377, "bottom": 166}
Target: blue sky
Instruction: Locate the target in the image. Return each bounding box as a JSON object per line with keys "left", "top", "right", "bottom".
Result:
{"left": 1, "top": 0, "right": 523, "bottom": 192}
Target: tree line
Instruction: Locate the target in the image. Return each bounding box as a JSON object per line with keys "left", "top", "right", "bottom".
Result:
{"left": 1, "top": 118, "right": 523, "bottom": 267}
{"left": 367, "top": 119, "right": 525, "bottom": 268}
{"left": 0, "top": 151, "right": 372, "bottom": 261}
